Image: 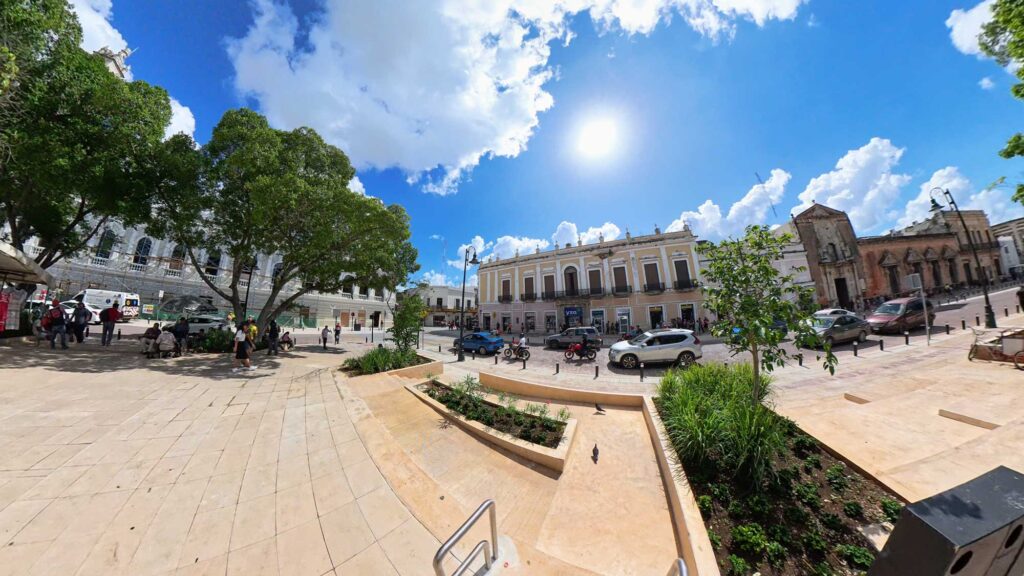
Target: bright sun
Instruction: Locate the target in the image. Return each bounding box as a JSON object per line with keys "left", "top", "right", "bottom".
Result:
{"left": 575, "top": 115, "right": 619, "bottom": 161}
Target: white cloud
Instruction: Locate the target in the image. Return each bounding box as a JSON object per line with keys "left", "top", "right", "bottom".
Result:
{"left": 164, "top": 97, "right": 197, "bottom": 140}
{"left": 448, "top": 235, "right": 494, "bottom": 268}
{"left": 666, "top": 168, "right": 790, "bottom": 239}
{"left": 897, "top": 167, "right": 972, "bottom": 229}
{"left": 70, "top": 0, "right": 128, "bottom": 55}
{"left": 793, "top": 138, "right": 911, "bottom": 233}
{"left": 429, "top": 234, "right": 444, "bottom": 241}
{"left": 348, "top": 175, "right": 366, "bottom": 195}
{"left": 68, "top": 1, "right": 197, "bottom": 140}
{"left": 420, "top": 270, "right": 450, "bottom": 286}
{"left": 979, "top": 76, "right": 995, "bottom": 90}
{"left": 551, "top": 221, "right": 621, "bottom": 247}
{"left": 964, "top": 180, "right": 1024, "bottom": 225}
{"left": 490, "top": 235, "right": 549, "bottom": 260}
{"left": 227, "top": 0, "right": 806, "bottom": 195}
{"left": 946, "top": 0, "right": 994, "bottom": 58}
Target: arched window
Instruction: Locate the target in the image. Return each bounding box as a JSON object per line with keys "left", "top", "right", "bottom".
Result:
{"left": 95, "top": 229, "right": 117, "bottom": 259}
{"left": 168, "top": 245, "right": 185, "bottom": 271}
{"left": 132, "top": 237, "right": 153, "bottom": 266}
{"left": 204, "top": 250, "right": 222, "bottom": 277}
{"left": 563, "top": 266, "right": 578, "bottom": 295}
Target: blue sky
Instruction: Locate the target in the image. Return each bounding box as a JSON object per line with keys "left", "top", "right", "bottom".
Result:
{"left": 74, "top": 0, "right": 1023, "bottom": 287}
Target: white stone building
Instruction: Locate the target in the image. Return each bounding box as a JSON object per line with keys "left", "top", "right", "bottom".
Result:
{"left": 406, "top": 285, "right": 478, "bottom": 327}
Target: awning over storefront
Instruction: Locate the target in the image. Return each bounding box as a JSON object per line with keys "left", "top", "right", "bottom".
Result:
{"left": 0, "top": 242, "right": 54, "bottom": 286}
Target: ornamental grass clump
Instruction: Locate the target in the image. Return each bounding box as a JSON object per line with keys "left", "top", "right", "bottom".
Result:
{"left": 342, "top": 346, "right": 417, "bottom": 374}
{"left": 657, "top": 363, "right": 785, "bottom": 487}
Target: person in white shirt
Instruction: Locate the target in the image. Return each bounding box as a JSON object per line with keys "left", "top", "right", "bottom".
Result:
{"left": 321, "top": 326, "right": 330, "bottom": 350}
{"left": 233, "top": 321, "right": 255, "bottom": 371}
{"left": 155, "top": 329, "right": 177, "bottom": 357}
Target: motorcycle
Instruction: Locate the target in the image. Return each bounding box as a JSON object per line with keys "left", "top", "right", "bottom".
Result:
{"left": 564, "top": 342, "right": 597, "bottom": 361}
{"left": 503, "top": 341, "right": 531, "bottom": 361}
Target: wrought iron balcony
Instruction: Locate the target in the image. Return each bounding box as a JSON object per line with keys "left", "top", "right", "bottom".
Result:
{"left": 588, "top": 287, "right": 605, "bottom": 298}
{"left": 673, "top": 279, "right": 700, "bottom": 290}
{"left": 643, "top": 282, "right": 665, "bottom": 293}
{"left": 611, "top": 285, "right": 632, "bottom": 296}
{"left": 498, "top": 294, "right": 513, "bottom": 303}
{"left": 540, "top": 291, "right": 556, "bottom": 301}
{"left": 556, "top": 289, "right": 583, "bottom": 299}
{"left": 521, "top": 292, "right": 537, "bottom": 302}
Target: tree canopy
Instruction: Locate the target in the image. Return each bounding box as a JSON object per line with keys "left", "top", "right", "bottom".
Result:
{"left": 698, "top": 226, "right": 836, "bottom": 404}
{"left": 0, "top": 0, "right": 172, "bottom": 271}
{"left": 151, "top": 108, "right": 419, "bottom": 331}
{"left": 980, "top": 0, "right": 1024, "bottom": 202}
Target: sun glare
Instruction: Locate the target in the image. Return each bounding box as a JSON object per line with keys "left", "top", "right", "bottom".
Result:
{"left": 575, "top": 115, "right": 620, "bottom": 161}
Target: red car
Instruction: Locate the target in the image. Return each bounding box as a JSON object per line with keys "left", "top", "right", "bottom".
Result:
{"left": 865, "top": 297, "right": 935, "bottom": 333}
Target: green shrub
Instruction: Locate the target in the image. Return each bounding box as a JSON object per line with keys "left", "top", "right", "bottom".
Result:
{"left": 843, "top": 501, "right": 863, "bottom": 518}
{"left": 784, "top": 505, "right": 810, "bottom": 524}
{"left": 801, "top": 530, "right": 828, "bottom": 555}
{"left": 342, "top": 346, "right": 417, "bottom": 374}
{"left": 657, "top": 364, "right": 785, "bottom": 487}
{"left": 765, "top": 540, "right": 786, "bottom": 567}
{"left": 708, "top": 530, "right": 722, "bottom": 549}
{"left": 731, "top": 523, "right": 769, "bottom": 557}
{"left": 836, "top": 544, "right": 874, "bottom": 569}
{"left": 710, "top": 482, "right": 732, "bottom": 504}
{"left": 825, "top": 464, "right": 849, "bottom": 491}
{"left": 803, "top": 454, "right": 821, "bottom": 472}
{"left": 194, "top": 328, "right": 235, "bottom": 353}
{"left": 795, "top": 482, "right": 821, "bottom": 510}
{"left": 792, "top": 434, "right": 819, "bottom": 456}
{"left": 811, "top": 561, "right": 835, "bottom": 576}
{"left": 727, "top": 555, "right": 751, "bottom": 575}
{"left": 820, "top": 512, "right": 843, "bottom": 532}
{"left": 880, "top": 498, "right": 903, "bottom": 523}
{"left": 697, "top": 495, "right": 714, "bottom": 517}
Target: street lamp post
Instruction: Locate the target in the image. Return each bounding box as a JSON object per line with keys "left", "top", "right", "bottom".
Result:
{"left": 930, "top": 188, "right": 997, "bottom": 329}
{"left": 457, "top": 247, "right": 480, "bottom": 362}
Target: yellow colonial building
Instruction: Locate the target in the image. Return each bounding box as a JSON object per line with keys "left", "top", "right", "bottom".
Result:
{"left": 477, "top": 227, "right": 704, "bottom": 334}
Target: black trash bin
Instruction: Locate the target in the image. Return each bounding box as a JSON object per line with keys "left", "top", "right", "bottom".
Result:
{"left": 353, "top": 323, "right": 361, "bottom": 331}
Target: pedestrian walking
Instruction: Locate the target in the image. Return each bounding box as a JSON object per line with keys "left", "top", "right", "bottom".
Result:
{"left": 70, "top": 301, "right": 92, "bottom": 343}
{"left": 334, "top": 323, "right": 341, "bottom": 344}
{"left": 42, "top": 300, "right": 68, "bottom": 350}
{"left": 267, "top": 320, "right": 280, "bottom": 355}
{"left": 232, "top": 321, "right": 255, "bottom": 372}
{"left": 99, "top": 302, "right": 121, "bottom": 346}
{"left": 321, "top": 325, "right": 330, "bottom": 349}
{"left": 172, "top": 317, "right": 190, "bottom": 356}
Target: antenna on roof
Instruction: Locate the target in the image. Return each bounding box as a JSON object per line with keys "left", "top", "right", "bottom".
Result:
{"left": 755, "top": 172, "right": 779, "bottom": 219}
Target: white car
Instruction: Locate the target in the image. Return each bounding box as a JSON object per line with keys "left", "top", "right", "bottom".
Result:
{"left": 61, "top": 301, "right": 102, "bottom": 325}
{"left": 814, "top": 308, "right": 858, "bottom": 318}
{"left": 608, "top": 328, "right": 702, "bottom": 369}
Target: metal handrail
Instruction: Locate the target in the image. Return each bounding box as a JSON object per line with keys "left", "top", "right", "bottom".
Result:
{"left": 433, "top": 499, "right": 498, "bottom": 576}
{"left": 666, "top": 558, "right": 689, "bottom": 576}
{"left": 451, "top": 540, "right": 491, "bottom": 576}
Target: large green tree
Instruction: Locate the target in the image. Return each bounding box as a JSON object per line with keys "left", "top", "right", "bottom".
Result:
{"left": 698, "top": 226, "right": 836, "bottom": 404}
{"left": 0, "top": 0, "right": 172, "bottom": 271}
{"left": 981, "top": 0, "right": 1024, "bottom": 202}
{"left": 151, "top": 108, "right": 418, "bottom": 332}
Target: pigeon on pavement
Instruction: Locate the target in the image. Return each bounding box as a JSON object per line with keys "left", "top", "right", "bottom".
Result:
{"left": 592, "top": 444, "right": 599, "bottom": 463}
{"left": 595, "top": 403, "right": 605, "bottom": 414}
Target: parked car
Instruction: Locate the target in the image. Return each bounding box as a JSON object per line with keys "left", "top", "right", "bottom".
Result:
{"left": 545, "top": 327, "right": 601, "bottom": 349}
{"left": 453, "top": 332, "right": 505, "bottom": 355}
{"left": 61, "top": 300, "right": 102, "bottom": 325}
{"left": 609, "top": 328, "right": 702, "bottom": 369}
{"left": 162, "top": 315, "right": 228, "bottom": 335}
{"left": 865, "top": 297, "right": 935, "bottom": 334}
{"left": 808, "top": 315, "right": 870, "bottom": 347}
{"left": 728, "top": 318, "right": 788, "bottom": 343}
{"left": 814, "top": 308, "right": 858, "bottom": 318}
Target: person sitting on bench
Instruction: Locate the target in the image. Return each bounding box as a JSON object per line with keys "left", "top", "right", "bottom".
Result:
{"left": 153, "top": 328, "right": 178, "bottom": 358}
{"left": 141, "top": 323, "right": 162, "bottom": 354}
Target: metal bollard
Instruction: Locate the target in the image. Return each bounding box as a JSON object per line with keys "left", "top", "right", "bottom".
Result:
{"left": 904, "top": 331, "right": 909, "bottom": 346}
{"left": 853, "top": 342, "right": 858, "bottom": 357}
{"left": 640, "top": 362, "right": 645, "bottom": 381}
{"left": 945, "top": 324, "right": 950, "bottom": 335}
{"left": 798, "top": 354, "right": 803, "bottom": 367}
{"left": 1018, "top": 305, "right": 1021, "bottom": 314}
{"left": 472, "top": 350, "right": 476, "bottom": 360}
{"left": 494, "top": 355, "right": 498, "bottom": 365}
{"left": 522, "top": 358, "right": 526, "bottom": 370}
{"left": 976, "top": 315, "right": 980, "bottom": 327}
{"left": 961, "top": 319, "right": 966, "bottom": 330}
{"left": 117, "top": 329, "right": 121, "bottom": 340}
{"left": 556, "top": 363, "right": 559, "bottom": 374}
{"left": 879, "top": 339, "right": 884, "bottom": 352}
{"left": 1006, "top": 308, "right": 1010, "bottom": 318}
{"left": 594, "top": 365, "right": 599, "bottom": 379}
{"left": 438, "top": 344, "right": 441, "bottom": 352}
{"left": 365, "top": 337, "right": 368, "bottom": 344}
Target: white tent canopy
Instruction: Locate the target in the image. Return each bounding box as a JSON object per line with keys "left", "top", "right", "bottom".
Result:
{"left": 0, "top": 242, "right": 54, "bottom": 286}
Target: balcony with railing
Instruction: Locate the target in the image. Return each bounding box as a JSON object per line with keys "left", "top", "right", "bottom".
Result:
{"left": 673, "top": 279, "right": 699, "bottom": 291}
{"left": 611, "top": 284, "right": 632, "bottom": 296}
{"left": 643, "top": 282, "right": 666, "bottom": 293}
{"left": 128, "top": 263, "right": 149, "bottom": 273}
{"left": 540, "top": 291, "right": 556, "bottom": 301}
{"left": 164, "top": 267, "right": 183, "bottom": 278}
{"left": 357, "top": 292, "right": 369, "bottom": 300}
{"left": 555, "top": 288, "right": 582, "bottom": 300}
{"left": 588, "top": 287, "right": 605, "bottom": 298}
{"left": 497, "top": 294, "right": 513, "bottom": 303}
{"left": 90, "top": 256, "right": 110, "bottom": 267}
{"left": 521, "top": 292, "right": 537, "bottom": 302}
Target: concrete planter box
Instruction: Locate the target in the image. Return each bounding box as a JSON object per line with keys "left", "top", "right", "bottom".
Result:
{"left": 386, "top": 356, "right": 442, "bottom": 379}
{"left": 406, "top": 382, "right": 578, "bottom": 473}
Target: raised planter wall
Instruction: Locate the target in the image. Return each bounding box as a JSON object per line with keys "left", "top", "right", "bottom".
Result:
{"left": 406, "top": 382, "right": 578, "bottom": 473}
{"left": 386, "top": 356, "right": 443, "bottom": 379}
{"left": 478, "top": 371, "right": 644, "bottom": 407}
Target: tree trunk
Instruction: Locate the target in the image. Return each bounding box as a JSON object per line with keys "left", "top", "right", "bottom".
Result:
{"left": 750, "top": 341, "right": 761, "bottom": 407}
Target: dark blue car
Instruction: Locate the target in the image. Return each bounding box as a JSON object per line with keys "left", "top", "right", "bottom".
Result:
{"left": 453, "top": 332, "right": 505, "bottom": 355}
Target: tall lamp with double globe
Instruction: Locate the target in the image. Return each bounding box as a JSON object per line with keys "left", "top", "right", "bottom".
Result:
{"left": 457, "top": 247, "right": 480, "bottom": 362}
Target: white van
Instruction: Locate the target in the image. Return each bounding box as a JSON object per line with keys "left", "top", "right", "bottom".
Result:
{"left": 72, "top": 290, "right": 142, "bottom": 321}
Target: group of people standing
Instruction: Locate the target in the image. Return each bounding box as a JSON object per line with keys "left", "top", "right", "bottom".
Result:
{"left": 35, "top": 299, "right": 123, "bottom": 350}
{"left": 232, "top": 318, "right": 286, "bottom": 372}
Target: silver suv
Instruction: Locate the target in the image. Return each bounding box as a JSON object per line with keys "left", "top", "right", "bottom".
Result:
{"left": 608, "top": 328, "right": 702, "bottom": 369}
{"left": 545, "top": 327, "right": 601, "bottom": 349}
